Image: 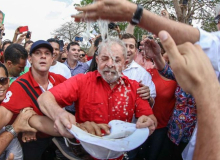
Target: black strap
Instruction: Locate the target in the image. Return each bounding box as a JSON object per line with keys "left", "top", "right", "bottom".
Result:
{"left": 16, "top": 81, "right": 40, "bottom": 110}
{"left": 20, "top": 78, "right": 39, "bottom": 98}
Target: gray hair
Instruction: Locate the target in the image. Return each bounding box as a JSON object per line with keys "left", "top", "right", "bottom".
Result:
{"left": 97, "top": 38, "right": 127, "bottom": 59}
{"left": 216, "top": 3, "right": 220, "bottom": 16}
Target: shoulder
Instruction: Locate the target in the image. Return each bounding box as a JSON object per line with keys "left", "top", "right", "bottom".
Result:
{"left": 79, "top": 61, "right": 89, "bottom": 69}
{"left": 49, "top": 72, "right": 67, "bottom": 83}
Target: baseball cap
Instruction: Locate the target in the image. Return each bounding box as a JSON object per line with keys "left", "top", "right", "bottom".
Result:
{"left": 68, "top": 120, "right": 149, "bottom": 159}
{"left": 30, "top": 40, "right": 53, "bottom": 56}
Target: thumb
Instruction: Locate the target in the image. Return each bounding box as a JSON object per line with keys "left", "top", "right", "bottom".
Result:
{"left": 7, "top": 153, "right": 14, "bottom": 160}
{"left": 158, "top": 31, "right": 182, "bottom": 62}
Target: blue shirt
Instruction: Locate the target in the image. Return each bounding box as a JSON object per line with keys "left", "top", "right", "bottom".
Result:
{"left": 64, "top": 60, "right": 89, "bottom": 77}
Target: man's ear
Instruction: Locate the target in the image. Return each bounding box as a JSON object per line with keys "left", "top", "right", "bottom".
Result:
{"left": 95, "top": 55, "right": 99, "bottom": 64}
{"left": 29, "top": 56, "right": 32, "bottom": 65}
{"left": 6, "top": 60, "right": 12, "bottom": 67}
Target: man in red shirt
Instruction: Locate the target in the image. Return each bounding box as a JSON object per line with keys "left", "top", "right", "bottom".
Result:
{"left": 0, "top": 40, "right": 66, "bottom": 160}
{"left": 38, "top": 38, "right": 157, "bottom": 139}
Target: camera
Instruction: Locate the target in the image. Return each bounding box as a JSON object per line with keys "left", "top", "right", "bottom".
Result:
{"left": 108, "top": 22, "right": 117, "bottom": 29}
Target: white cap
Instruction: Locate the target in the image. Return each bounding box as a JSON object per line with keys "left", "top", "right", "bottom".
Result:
{"left": 68, "top": 120, "right": 149, "bottom": 159}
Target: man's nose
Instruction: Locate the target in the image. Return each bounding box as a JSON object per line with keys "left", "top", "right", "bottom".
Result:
{"left": 106, "top": 58, "right": 114, "bottom": 68}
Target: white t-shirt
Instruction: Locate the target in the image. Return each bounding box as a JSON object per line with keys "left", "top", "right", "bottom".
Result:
{"left": 49, "top": 61, "right": 71, "bottom": 79}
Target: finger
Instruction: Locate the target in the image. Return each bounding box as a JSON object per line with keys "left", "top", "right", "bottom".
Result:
{"left": 137, "top": 89, "right": 150, "bottom": 95}
{"left": 83, "top": 122, "right": 95, "bottom": 135}
{"left": 98, "top": 124, "right": 110, "bottom": 135}
{"left": 54, "top": 120, "right": 74, "bottom": 138}
{"left": 139, "top": 93, "right": 150, "bottom": 100}
{"left": 22, "top": 136, "right": 26, "bottom": 142}
{"left": 91, "top": 122, "right": 102, "bottom": 136}
{"left": 136, "top": 117, "right": 154, "bottom": 128}
{"left": 7, "top": 153, "right": 14, "bottom": 160}
{"left": 158, "top": 31, "right": 183, "bottom": 63}
{"left": 61, "top": 114, "right": 75, "bottom": 129}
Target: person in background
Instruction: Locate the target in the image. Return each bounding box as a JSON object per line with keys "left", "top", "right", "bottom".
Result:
{"left": 78, "top": 49, "right": 87, "bottom": 63}
{"left": 47, "top": 38, "right": 71, "bottom": 79}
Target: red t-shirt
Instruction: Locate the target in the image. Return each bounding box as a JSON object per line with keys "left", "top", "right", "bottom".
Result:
{"left": 147, "top": 68, "right": 177, "bottom": 129}
{"left": 50, "top": 70, "right": 153, "bottom": 124}
{"left": 1, "top": 69, "right": 66, "bottom": 137}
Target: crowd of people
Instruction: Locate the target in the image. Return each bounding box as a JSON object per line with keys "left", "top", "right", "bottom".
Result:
{"left": 1, "top": 0, "right": 220, "bottom": 160}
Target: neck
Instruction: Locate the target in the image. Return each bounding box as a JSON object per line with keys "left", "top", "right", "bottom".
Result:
{"left": 52, "top": 61, "right": 57, "bottom": 66}
{"left": 31, "top": 68, "right": 49, "bottom": 90}
{"left": 109, "top": 82, "right": 117, "bottom": 89}
{"left": 67, "top": 59, "right": 77, "bottom": 69}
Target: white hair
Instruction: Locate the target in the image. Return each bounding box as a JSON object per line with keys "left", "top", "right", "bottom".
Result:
{"left": 97, "top": 38, "right": 127, "bottom": 59}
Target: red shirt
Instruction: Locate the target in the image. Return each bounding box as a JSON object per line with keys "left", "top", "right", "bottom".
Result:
{"left": 1, "top": 69, "right": 66, "bottom": 137}
{"left": 147, "top": 68, "right": 177, "bottom": 129}
{"left": 50, "top": 71, "right": 153, "bottom": 123}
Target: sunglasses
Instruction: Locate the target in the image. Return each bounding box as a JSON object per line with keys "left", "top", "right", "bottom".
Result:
{"left": 214, "top": 15, "right": 220, "bottom": 24}
{"left": 79, "top": 54, "right": 85, "bottom": 58}
{"left": 0, "top": 77, "right": 8, "bottom": 85}
{"left": 62, "top": 58, "right": 67, "bottom": 61}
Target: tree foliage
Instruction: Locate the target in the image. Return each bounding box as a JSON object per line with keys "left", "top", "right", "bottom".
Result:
{"left": 51, "top": 21, "right": 86, "bottom": 42}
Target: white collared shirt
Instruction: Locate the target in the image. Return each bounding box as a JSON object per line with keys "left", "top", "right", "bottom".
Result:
{"left": 123, "top": 60, "right": 156, "bottom": 98}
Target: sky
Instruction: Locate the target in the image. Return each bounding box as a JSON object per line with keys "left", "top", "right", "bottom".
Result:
{"left": 1, "top": 0, "right": 81, "bottom": 42}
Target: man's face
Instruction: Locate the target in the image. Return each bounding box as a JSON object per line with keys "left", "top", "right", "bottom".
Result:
{"left": 0, "top": 67, "right": 9, "bottom": 101}
{"left": 122, "top": 38, "right": 137, "bottom": 65}
{"left": 60, "top": 53, "right": 67, "bottom": 63}
{"left": 30, "top": 47, "right": 53, "bottom": 72}
{"left": 79, "top": 50, "right": 87, "bottom": 62}
{"left": 7, "top": 58, "right": 26, "bottom": 77}
{"left": 67, "top": 45, "right": 80, "bottom": 61}
{"left": 96, "top": 43, "right": 125, "bottom": 84}
{"left": 49, "top": 42, "right": 60, "bottom": 61}
{"left": 0, "top": 13, "right": 3, "bottom": 24}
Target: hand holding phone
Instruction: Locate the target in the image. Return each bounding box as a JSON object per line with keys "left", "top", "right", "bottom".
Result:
{"left": 26, "top": 31, "right": 31, "bottom": 39}
{"left": 19, "top": 26, "right": 28, "bottom": 33}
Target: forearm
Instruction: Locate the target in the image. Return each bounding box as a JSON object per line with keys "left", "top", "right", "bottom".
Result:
{"left": 87, "top": 45, "right": 97, "bottom": 57}
{"left": 12, "top": 33, "right": 18, "bottom": 43}
{"left": 152, "top": 54, "right": 166, "bottom": 71}
{"left": 0, "top": 107, "right": 13, "bottom": 130}
{"left": 38, "top": 91, "right": 63, "bottom": 121}
{"left": 193, "top": 84, "right": 220, "bottom": 160}
{"left": 29, "top": 115, "right": 60, "bottom": 136}
{"left": 0, "top": 131, "right": 14, "bottom": 155}
{"left": 124, "top": 3, "right": 199, "bottom": 45}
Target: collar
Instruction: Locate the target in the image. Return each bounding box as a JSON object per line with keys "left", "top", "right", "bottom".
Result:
{"left": 124, "top": 60, "right": 139, "bottom": 71}
{"left": 27, "top": 67, "right": 56, "bottom": 88}
{"left": 95, "top": 70, "right": 129, "bottom": 86}
{"left": 64, "top": 60, "right": 82, "bottom": 69}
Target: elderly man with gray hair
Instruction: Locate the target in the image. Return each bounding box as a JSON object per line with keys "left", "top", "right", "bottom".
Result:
{"left": 37, "top": 38, "right": 157, "bottom": 148}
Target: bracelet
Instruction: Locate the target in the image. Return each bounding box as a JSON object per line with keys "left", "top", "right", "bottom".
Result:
{"left": 130, "top": 4, "right": 144, "bottom": 25}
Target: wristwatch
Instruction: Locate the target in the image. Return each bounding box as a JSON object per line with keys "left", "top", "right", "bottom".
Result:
{"left": 5, "top": 125, "right": 17, "bottom": 138}
{"left": 130, "top": 4, "right": 144, "bottom": 25}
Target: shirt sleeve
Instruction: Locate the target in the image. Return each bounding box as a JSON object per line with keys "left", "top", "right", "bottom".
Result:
{"left": 158, "top": 63, "right": 176, "bottom": 81}
{"left": 142, "top": 71, "right": 156, "bottom": 99}
{"left": 49, "top": 74, "right": 83, "bottom": 107}
{"left": 1, "top": 82, "right": 30, "bottom": 114}
{"left": 135, "top": 94, "right": 153, "bottom": 118}
{"left": 196, "top": 28, "right": 220, "bottom": 72}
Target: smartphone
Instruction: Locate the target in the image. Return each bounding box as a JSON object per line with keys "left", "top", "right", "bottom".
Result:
{"left": 26, "top": 31, "right": 31, "bottom": 38}
{"left": 19, "top": 26, "right": 28, "bottom": 33}
{"left": 75, "top": 37, "right": 83, "bottom": 42}
{"left": 59, "top": 40, "right": 64, "bottom": 51}
{"left": 108, "top": 22, "right": 117, "bottom": 29}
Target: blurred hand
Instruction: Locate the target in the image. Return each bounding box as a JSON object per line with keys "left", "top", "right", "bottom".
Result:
{"left": 6, "top": 153, "right": 14, "bottom": 160}
{"left": 137, "top": 82, "right": 150, "bottom": 100}
{"left": 158, "top": 30, "right": 219, "bottom": 95}
{"left": 22, "top": 132, "right": 37, "bottom": 143}
{"left": 14, "top": 26, "right": 22, "bottom": 35}
{"left": 140, "top": 38, "right": 161, "bottom": 59}
{"left": 54, "top": 109, "right": 76, "bottom": 138}
{"left": 72, "top": 0, "right": 134, "bottom": 22}
{"left": 78, "top": 121, "right": 110, "bottom": 137}
{"left": 16, "top": 33, "right": 27, "bottom": 44}
{"left": 136, "top": 115, "right": 156, "bottom": 135}
{"left": 12, "top": 107, "right": 37, "bottom": 133}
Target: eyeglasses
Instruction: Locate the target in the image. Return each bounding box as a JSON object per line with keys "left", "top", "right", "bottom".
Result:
{"left": 214, "top": 15, "right": 220, "bottom": 24}
{"left": 62, "top": 58, "right": 67, "bottom": 61}
{"left": 79, "top": 54, "right": 85, "bottom": 58}
{"left": 0, "top": 77, "right": 8, "bottom": 85}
